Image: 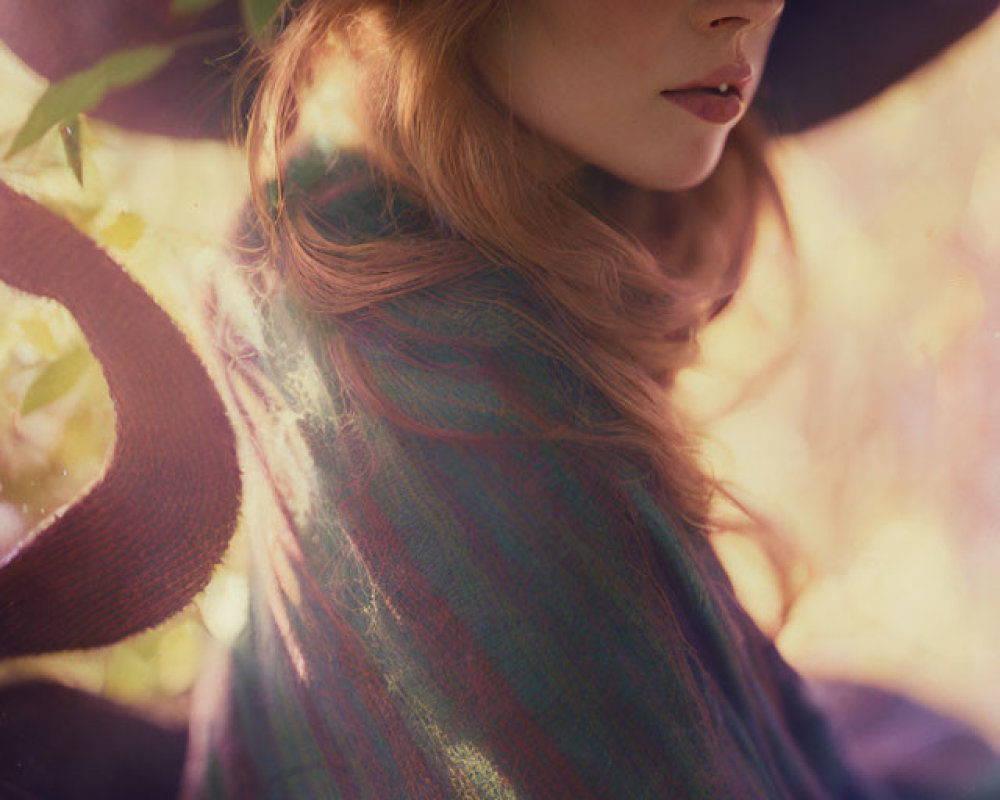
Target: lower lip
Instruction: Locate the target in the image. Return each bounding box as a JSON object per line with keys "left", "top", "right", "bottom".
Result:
{"left": 661, "top": 90, "right": 742, "bottom": 124}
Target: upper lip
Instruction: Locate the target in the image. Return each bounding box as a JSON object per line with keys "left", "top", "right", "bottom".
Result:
{"left": 664, "top": 61, "right": 753, "bottom": 99}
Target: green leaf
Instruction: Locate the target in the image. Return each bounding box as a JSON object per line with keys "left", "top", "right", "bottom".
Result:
{"left": 7, "top": 74, "right": 106, "bottom": 159}
{"left": 5, "top": 44, "right": 175, "bottom": 160}
{"left": 21, "top": 345, "right": 92, "bottom": 415}
{"left": 170, "top": 0, "right": 226, "bottom": 17}
{"left": 241, "top": 0, "right": 281, "bottom": 41}
{"left": 60, "top": 115, "right": 84, "bottom": 186}
{"left": 101, "top": 45, "right": 176, "bottom": 89}
{"left": 16, "top": 319, "right": 60, "bottom": 358}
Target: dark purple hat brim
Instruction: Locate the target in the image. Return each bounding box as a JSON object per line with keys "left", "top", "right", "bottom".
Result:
{"left": 0, "top": 182, "right": 242, "bottom": 657}
{"left": 1, "top": 0, "right": 997, "bottom": 139}
{"left": 756, "top": 0, "right": 1000, "bottom": 134}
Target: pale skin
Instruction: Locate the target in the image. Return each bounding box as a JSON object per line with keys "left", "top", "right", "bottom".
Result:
{"left": 474, "top": 0, "right": 785, "bottom": 191}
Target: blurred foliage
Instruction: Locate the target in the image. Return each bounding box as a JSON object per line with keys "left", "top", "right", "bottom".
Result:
{"left": 170, "top": 0, "right": 226, "bottom": 15}
{"left": 241, "top": 0, "right": 282, "bottom": 40}
{"left": 20, "top": 345, "right": 92, "bottom": 416}
{"left": 0, "top": 295, "right": 111, "bottom": 534}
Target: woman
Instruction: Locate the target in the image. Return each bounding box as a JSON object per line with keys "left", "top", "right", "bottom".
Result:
{"left": 0, "top": 1, "right": 997, "bottom": 798}
{"left": 178, "top": 1, "right": 998, "bottom": 797}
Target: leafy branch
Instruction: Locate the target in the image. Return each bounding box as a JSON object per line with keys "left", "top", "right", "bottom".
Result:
{"left": 5, "top": 44, "right": 176, "bottom": 162}
{"left": 3, "top": 0, "right": 281, "bottom": 183}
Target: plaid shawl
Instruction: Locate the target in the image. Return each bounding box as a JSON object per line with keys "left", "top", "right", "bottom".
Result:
{"left": 179, "top": 163, "right": 887, "bottom": 800}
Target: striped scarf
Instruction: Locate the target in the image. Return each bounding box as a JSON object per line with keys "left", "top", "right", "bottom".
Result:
{"left": 180, "top": 158, "right": 883, "bottom": 799}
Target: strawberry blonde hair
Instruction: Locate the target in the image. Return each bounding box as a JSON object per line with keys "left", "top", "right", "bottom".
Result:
{"left": 234, "top": 0, "right": 788, "bottom": 529}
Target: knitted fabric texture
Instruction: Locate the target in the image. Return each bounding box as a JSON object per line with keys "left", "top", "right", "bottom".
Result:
{"left": 181, "top": 162, "right": 886, "bottom": 799}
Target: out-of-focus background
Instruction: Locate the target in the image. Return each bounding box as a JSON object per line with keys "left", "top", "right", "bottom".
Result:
{"left": 1, "top": 13, "right": 998, "bottom": 744}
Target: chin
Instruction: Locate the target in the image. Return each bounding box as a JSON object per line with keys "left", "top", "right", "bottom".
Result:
{"left": 660, "top": 164, "right": 719, "bottom": 191}
{"left": 622, "top": 158, "right": 722, "bottom": 192}
{"left": 612, "top": 140, "right": 728, "bottom": 193}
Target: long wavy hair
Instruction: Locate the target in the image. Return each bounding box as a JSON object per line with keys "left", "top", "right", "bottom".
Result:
{"left": 233, "top": 0, "right": 789, "bottom": 530}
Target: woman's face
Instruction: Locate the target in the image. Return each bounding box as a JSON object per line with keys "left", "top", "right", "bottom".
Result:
{"left": 474, "top": 0, "right": 785, "bottom": 190}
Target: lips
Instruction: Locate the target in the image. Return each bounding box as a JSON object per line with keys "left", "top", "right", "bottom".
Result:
{"left": 665, "top": 60, "right": 753, "bottom": 101}
{"left": 661, "top": 90, "right": 743, "bottom": 124}
{"left": 660, "top": 59, "right": 753, "bottom": 124}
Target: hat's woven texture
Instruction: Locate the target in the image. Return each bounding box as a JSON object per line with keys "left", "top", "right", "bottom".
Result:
{"left": 0, "top": 182, "right": 242, "bottom": 657}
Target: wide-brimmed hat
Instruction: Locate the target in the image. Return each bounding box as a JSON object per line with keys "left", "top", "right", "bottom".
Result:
{"left": 758, "top": 0, "right": 1000, "bottom": 133}
{"left": 0, "top": 0, "right": 997, "bottom": 138}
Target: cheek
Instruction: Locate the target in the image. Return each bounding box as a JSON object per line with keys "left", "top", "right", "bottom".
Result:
{"left": 477, "top": 0, "right": 682, "bottom": 120}
{"left": 476, "top": 0, "right": 724, "bottom": 191}
{"left": 533, "top": 0, "right": 669, "bottom": 71}
{"left": 532, "top": 0, "right": 620, "bottom": 38}
{"left": 506, "top": 9, "right": 654, "bottom": 121}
